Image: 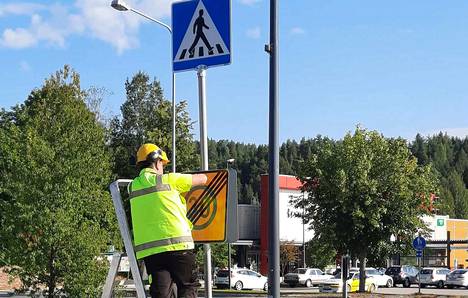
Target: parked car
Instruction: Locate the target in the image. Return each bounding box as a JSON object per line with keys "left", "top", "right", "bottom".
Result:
{"left": 445, "top": 269, "right": 468, "bottom": 288}
{"left": 284, "top": 268, "right": 333, "bottom": 287}
{"left": 419, "top": 267, "right": 451, "bottom": 288}
{"left": 214, "top": 268, "right": 268, "bottom": 291}
{"left": 365, "top": 268, "right": 394, "bottom": 288}
{"left": 318, "top": 271, "right": 378, "bottom": 293}
{"left": 385, "top": 265, "right": 419, "bottom": 287}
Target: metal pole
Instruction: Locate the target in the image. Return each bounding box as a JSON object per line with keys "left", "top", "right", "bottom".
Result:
{"left": 198, "top": 66, "right": 212, "bottom": 298}
{"left": 228, "top": 244, "right": 232, "bottom": 289}
{"left": 172, "top": 71, "right": 176, "bottom": 172}
{"left": 266, "top": 0, "right": 279, "bottom": 295}
{"left": 342, "top": 256, "right": 349, "bottom": 298}
{"left": 447, "top": 231, "right": 451, "bottom": 270}
{"left": 418, "top": 256, "right": 421, "bottom": 294}
{"left": 302, "top": 195, "right": 306, "bottom": 268}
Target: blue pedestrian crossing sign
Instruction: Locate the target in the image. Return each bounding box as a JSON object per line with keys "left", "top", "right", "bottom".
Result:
{"left": 172, "top": 0, "right": 231, "bottom": 72}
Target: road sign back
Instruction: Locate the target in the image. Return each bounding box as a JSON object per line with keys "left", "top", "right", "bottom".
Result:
{"left": 172, "top": 0, "right": 231, "bottom": 72}
{"left": 184, "top": 169, "right": 238, "bottom": 243}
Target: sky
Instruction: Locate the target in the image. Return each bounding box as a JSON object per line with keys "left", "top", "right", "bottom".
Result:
{"left": 1, "top": 0, "right": 468, "bottom": 144}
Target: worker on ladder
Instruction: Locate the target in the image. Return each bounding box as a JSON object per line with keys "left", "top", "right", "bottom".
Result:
{"left": 129, "top": 143, "right": 207, "bottom": 298}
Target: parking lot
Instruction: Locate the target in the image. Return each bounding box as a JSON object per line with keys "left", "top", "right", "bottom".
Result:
{"left": 276, "top": 284, "right": 468, "bottom": 296}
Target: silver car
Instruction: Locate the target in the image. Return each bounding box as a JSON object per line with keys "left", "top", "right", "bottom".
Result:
{"left": 419, "top": 267, "right": 451, "bottom": 288}
{"left": 446, "top": 269, "right": 468, "bottom": 288}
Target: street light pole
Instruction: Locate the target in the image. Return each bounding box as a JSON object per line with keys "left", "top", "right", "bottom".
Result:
{"left": 111, "top": 0, "right": 177, "bottom": 172}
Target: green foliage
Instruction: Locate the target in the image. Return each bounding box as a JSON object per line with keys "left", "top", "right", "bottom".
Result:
{"left": 0, "top": 66, "right": 119, "bottom": 296}
{"left": 296, "top": 127, "right": 438, "bottom": 291}
{"left": 109, "top": 71, "right": 197, "bottom": 179}
{"left": 410, "top": 133, "right": 468, "bottom": 218}
{"left": 204, "top": 138, "right": 320, "bottom": 204}
{"left": 306, "top": 238, "right": 336, "bottom": 270}
{"left": 195, "top": 244, "right": 232, "bottom": 271}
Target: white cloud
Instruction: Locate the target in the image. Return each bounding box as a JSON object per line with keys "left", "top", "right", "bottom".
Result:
{"left": 0, "top": 0, "right": 175, "bottom": 53}
{"left": 0, "top": 3, "right": 85, "bottom": 49}
{"left": 239, "top": 0, "right": 262, "bottom": 6}
{"left": 1, "top": 28, "right": 36, "bottom": 48}
{"left": 70, "top": 0, "right": 175, "bottom": 53}
{"left": 19, "top": 61, "right": 31, "bottom": 72}
{"left": 290, "top": 27, "right": 305, "bottom": 35}
{"left": 246, "top": 26, "right": 261, "bottom": 39}
{"left": 0, "top": 3, "right": 45, "bottom": 17}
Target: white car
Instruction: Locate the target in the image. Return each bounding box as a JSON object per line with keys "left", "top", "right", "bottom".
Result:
{"left": 419, "top": 267, "right": 451, "bottom": 288}
{"left": 446, "top": 269, "right": 468, "bottom": 288}
{"left": 214, "top": 268, "right": 268, "bottom": 291}
{"left": 365, "top": 268, "right": 394, "bottom": 288}
{"left": 284, "top": 268, "right": 333, "bottom": 287}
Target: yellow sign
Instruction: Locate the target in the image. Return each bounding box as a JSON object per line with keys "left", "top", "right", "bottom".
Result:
{"left": 185, "top": 170, "right": 229, "bottom": 242}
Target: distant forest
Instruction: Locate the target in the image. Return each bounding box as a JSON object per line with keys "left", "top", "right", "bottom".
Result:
{"left": 206, "top": 133, "right": 468, "bottom": 219}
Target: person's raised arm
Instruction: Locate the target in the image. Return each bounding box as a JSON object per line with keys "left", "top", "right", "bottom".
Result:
{"left": 192, "top": 174, "right": 207, "bottom": 186}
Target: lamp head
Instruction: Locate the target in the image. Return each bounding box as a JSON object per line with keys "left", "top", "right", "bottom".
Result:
{"left": 111, "top": 0, "right": 130, "bottom": 11}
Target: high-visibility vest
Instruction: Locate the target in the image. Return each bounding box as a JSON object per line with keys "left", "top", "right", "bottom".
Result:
{"left": 129, "top": 168, "right": 194, "bottom": 259}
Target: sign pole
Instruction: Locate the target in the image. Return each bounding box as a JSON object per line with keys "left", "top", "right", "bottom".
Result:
{"left": 172, "top": 71, "right": 176, "bottom": 173}
{"left": 266, "top": 0, "right": 279, "bottom": 296}
{"left": 197, "top": 66, "right": 213, "bottom": 298}
{"left": 418, "top": 256, "right": 421, "bottom": 294}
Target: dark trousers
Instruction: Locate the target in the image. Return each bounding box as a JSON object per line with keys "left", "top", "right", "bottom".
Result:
{"left": 144, "top": 250, "right": 199, "bottom": 298}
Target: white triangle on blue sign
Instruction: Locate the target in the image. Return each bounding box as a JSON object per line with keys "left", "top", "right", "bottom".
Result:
{"left": 174, "top": 0, "right": 229, "bottom": 62}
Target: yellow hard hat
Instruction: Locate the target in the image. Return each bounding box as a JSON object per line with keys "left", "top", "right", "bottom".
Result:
{"left": 136, "top": 143, "right": 169, "bottom": 165}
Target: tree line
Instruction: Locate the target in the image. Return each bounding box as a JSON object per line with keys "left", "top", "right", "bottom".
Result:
{"left": 1, "top": 66, "right": 467, "bottom": 295}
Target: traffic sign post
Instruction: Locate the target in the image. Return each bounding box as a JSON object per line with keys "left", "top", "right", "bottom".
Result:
{"left": 413, "top": 236, "right": 426, "bottom": 294}
{"left": 172, "top": 1, "right": 232, "bottom": 296}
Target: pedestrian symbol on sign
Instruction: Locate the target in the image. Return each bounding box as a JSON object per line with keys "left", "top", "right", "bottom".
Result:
{"left": 188, "top": 9, "right": 213, "bottom": 57}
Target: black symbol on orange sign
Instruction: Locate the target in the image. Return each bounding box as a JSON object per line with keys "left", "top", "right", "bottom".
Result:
{"left": 187, "top": 171, "right": 227, "bottom": 229}
{"left": 188, "top": 9, "right": 214, "bottom": 58}
{"left": 187, "top": 185, "right": 217, "bottom": 230}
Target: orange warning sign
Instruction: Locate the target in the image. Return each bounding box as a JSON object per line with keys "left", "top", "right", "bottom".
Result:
{"left": 185, "top": 170, "right": 229, "bottom": 242}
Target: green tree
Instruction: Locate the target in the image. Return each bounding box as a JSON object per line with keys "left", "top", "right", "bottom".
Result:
{"left": 305, "top": 237, "right": 336, "bottom": 270}
{"left": 446, "top": 171, "right": 468, "bottom": 219}
{"left": 0, "top": 66, "right": 119, "bottom": 297}
{"left": 296, "top": 127, "right": 438, "bottom": 292}
{"left": 109, "top": 71, "right": 197, "bottom": 179}
{"left": 195, "top": 244, "right": 231, "bottom": 272}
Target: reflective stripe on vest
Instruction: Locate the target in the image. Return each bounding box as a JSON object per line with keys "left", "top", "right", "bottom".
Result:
{"left": 134, "top": 235, "right": 193, "bottom": 253}
{"left": 128, "top": 175, "right": 171, "bottom": 199}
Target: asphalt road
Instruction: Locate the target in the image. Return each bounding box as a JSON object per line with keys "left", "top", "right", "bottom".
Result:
{"left": 211, "top": 285, "right": 468, "bottom": 296}
{"left": 3, "top": 285, "right": 468, "bottom": 297}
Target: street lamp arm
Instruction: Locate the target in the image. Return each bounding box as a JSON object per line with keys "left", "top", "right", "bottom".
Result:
{"left": 129, "top": 7, "right": 172, "bottom": 34}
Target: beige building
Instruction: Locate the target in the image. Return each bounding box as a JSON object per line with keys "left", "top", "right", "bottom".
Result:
{"left": 422, "top": 215, "right": 468, "bottom": 269}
